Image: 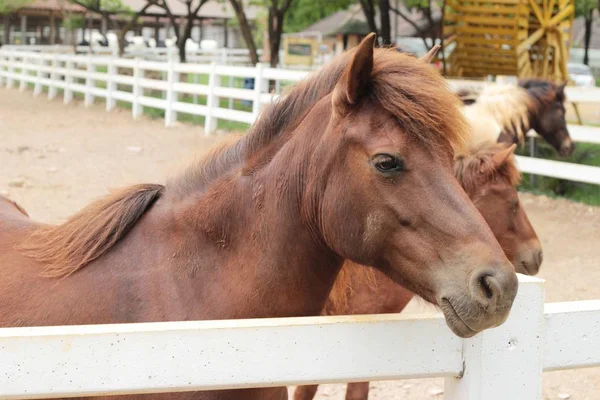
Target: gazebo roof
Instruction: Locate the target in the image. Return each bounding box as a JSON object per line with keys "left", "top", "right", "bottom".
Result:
{"left": 302, "top": 4, "right": 442, "bottom": 38}
{"left": 3, "top": 0, "right": 259, "bottom": 19}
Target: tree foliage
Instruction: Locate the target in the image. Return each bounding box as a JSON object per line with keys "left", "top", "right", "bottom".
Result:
{"left": 283, "top": 0, "right": 354, "bottom": 33}
{"left": 0, "top": 0, "right": 33, "bottom": 13}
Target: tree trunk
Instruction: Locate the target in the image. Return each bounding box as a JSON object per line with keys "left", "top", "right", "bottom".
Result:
{"left": 229, "top": 0, "right": 259, "bottom": 65}
{"left": 359, "top": 0, "right": 379, "bottom": 37}
{"left": 117, "top": 4, "right": 153, "bottom": 56}
{"left": 178, "top": 17, "right": 194, "bottom": 63}
{"left": 583, "top": 9, "right": 593, "bottom": 66}
{"left": 378, "top": 0, "right": 392, "bottom": 46}
{"left": 268, "top": 11, "right": 284, "bottom": 67}
{"left": 3, "top": 15, "right": 10, "bottom": 45}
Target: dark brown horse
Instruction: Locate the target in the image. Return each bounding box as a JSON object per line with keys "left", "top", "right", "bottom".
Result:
{"left": 459, "top": 79, "right": 574, "bottom": 157}
{"left": 0, "top": 34, "right": 518, "bottom": 400}
{"left": 293, "top": 142, "right": 542, "bottom": 400}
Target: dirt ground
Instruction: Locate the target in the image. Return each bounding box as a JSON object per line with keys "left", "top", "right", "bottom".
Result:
{"left": 1, "top": 89, "right": 599, "bottom": 400}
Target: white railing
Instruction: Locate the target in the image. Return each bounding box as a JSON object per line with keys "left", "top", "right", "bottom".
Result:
{"left": 0, "top": 50, "right": 599, "bottom": 186}
{"left": 0, "top": 275, "right": 599, "bottom": 400}
{"left": 0, "top": 45, "right": 258, "bottom": 64}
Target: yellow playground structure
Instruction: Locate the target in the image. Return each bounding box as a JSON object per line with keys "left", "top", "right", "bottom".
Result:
{"left": 443, "top": 0, "right": 575, "bottom": 81}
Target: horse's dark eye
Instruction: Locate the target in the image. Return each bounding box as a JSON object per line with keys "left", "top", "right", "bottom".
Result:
{"left": 373, "top": 154, "right": 403, "bottom": 173}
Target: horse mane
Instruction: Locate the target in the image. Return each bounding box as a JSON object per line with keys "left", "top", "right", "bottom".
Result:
{"left": 327, "top": 262, "right": 380, "bottom": 314}
{"left": 463, "top": 84, "right": 533, "bottom": 144}
{"left": 170, "top": 47, "right": 469, "bottom": 195}
{"left": 329, "top": 141, "right": 521, "bottom": 309}
{"left": 18, "top": 184, "right": 164, "bottom": 277}
{"left": 453, "top": 141, "right": 521, "bottom": 197}
{"left": 20, "top": 47, "right": 469, "bottom": 278}
{"left": 519, "top": 78, "right": 566, "bottom": 107}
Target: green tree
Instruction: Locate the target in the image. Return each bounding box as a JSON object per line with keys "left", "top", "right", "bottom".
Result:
{"left": 0, "top": 0, "right": 33, "bottom": 13}
{"left": 575, "top": 0, "right": 597, "bottom": 65}
{"left": 225, "top": 0, "right": 295, "bottom": 67}
{"left": 283, "top": 0, "right": 354, "bottom": 33}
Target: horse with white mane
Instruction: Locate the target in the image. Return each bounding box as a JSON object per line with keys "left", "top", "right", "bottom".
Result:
{"left": 459, "top": 79, "right": 574, "bottom": 157}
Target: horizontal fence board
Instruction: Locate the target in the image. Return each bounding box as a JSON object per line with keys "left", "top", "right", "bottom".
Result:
{"left": 212, "top": 86, "right": 254, "bottom": 101}
{"left": 172, "top": 101, "right": 208, "bottom": 115}
{"left": 139, "top": 78, "right": 169, "bottom": 91}
{"left": 174, "top": 63, "right": 212, "bottom": 74}
{"left": 138, "top": 60, "right": 169, "bottom": 72}
{"left": 515, "top": 156, "right": 600, "bottom": 185}
{"left": 527, "top": 125, "right": 600, "bottom": 145}
{"left": 173, "top": 81, "right": 210, "bottom": 96}
{"left": 0, "top": 314, "right": 462, "bottom": 399}
{"left": 214, "top": 65, "right": 257, "bottom": 78}
{"left": 211, "top": 107, "right": 254, "bottom": 123}
{"left": 111, "top": 91, "right": 134, "bottom": 103}
{"left": 138, "top": 96, "right": 167, "bottom": 109}
{"left": 543, "top": 301, "right": 600, "bottom": 371}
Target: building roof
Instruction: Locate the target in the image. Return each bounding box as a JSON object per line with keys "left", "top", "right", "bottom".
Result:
{"left": 302, "top": 4, "right": 441, "bottom": 38}
{"left": 4, "top": 0, "right": 86, "bottom": 14}
{"left": 3, "top": 0, "right": 259, "bottom": 19}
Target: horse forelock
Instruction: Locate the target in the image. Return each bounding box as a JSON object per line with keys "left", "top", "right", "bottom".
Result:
{"left": 454, "top": 142, "right": 521, "bottom": 196}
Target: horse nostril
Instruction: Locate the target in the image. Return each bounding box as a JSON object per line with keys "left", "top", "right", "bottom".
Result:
{"left": 479, "top": 275, "right": 493, "bottom": 299}
{"left": 534, "top": 250, "right": 543, "bottom": 267}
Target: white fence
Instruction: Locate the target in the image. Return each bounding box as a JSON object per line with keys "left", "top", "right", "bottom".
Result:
{"left": 0, "top": 50, "right": 599, "bottom": 186}
{"left": 1, "top": 44, "right": 258, "bottom": 65}
{"left": 1, "top": 275, "right": 599, "bottom": 399}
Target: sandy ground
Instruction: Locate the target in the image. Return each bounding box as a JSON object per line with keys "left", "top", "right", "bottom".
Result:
{"left": 1, "top": 89, "right": 599, "bottom": 400}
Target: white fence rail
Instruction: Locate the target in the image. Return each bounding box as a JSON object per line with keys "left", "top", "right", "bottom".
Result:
{"left": 1, "top": 275, "right": 599, "bottom": 399}
{"left": 0, "top": 50, "right": 599, "bottom": 186}
{"left": 1, "top": 45, "right": 257, "bottom": 65}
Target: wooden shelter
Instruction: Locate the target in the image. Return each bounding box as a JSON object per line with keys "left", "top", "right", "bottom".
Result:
{"left": 444, "top": 0, "right": 575, "bottom": 81}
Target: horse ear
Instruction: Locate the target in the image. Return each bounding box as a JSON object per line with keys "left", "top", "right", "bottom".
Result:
{"left": 492, "top": 143, "right": 517, "bottom": 168}
{"left": 333, "top": 32, "right": 376, "bottom": 111}
{"left": 419, "top": 45, "right": 441, "bottom": 64}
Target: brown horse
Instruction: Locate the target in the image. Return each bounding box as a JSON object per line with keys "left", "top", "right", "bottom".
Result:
{"left": 0, "top": 34, "right": 518, "bottom": 400}
{"left": 293, "top": 142, "right": 542, "bottom": 400}
{"left": 459, "top": 79, "right": 574, "bottom": 157}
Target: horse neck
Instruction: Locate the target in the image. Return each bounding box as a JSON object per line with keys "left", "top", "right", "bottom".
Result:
{"left": 165, "top": 104, "right": 343, "bottom": 319}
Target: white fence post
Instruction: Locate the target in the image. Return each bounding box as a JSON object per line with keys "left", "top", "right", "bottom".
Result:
{"left": 19, "top": 53, "right": 27, "bottom": 91}
{"left": 204, "top": 62, "right": 218, "bottom": 135}
{"left": 6, "top": 52, "right": 15, "bottom": 89}
{"left": 165, "top": 52, "right": 178, "bottom": 127}
{"left": 132, "top": 57, "right": 142, "bottom": 119}
{"left": 48, "top": 54, "right": 59, "bottom": 100}
{"left": 252, "top": 63, "right": 264, "bottom": 122}
{"left": 64, "top": 56, "right": 74, "bottom": 105}
{"left": 84, "top": 55, "right": 94, "bottom": 107}
{"left": 444, "top": 274, "right": 545, "bottom": 400}
{"left": 33, "top": 56, "right": 43, "bottom": 96}
{"left": 106, "top": 56, "right": 116, "bottom": 111}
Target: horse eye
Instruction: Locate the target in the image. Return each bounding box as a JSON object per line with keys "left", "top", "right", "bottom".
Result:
{"left": 372, "top": 154, "right": 404, "bottom": 173}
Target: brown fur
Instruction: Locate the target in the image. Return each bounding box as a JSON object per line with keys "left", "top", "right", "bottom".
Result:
{"left": 296, "top": 143, "right": 542, "bottom": 400}
{"left": 19, "top": 47, "right": 469, "bottom": 279}
{"left": 454, "top": 142, "right": 521, "bottom": 197}
{"left": 327, "top": 142, "right": 524, "bottom": 315}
